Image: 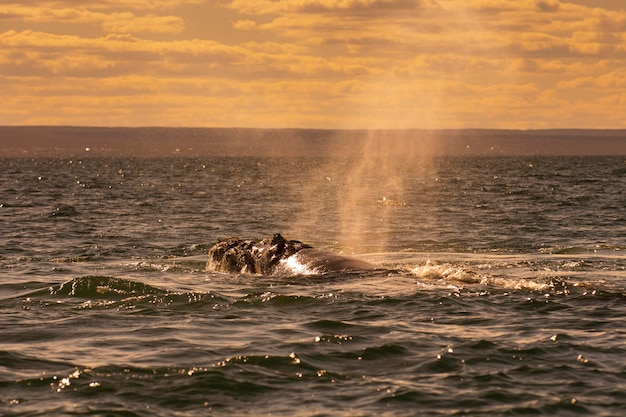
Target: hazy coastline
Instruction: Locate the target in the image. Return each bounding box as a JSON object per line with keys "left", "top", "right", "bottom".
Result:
{"left": 1, "top": 126, "right": 625, "bottom": 157}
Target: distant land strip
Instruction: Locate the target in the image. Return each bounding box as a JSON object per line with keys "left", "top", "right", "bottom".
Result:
{"left": 1, "top": 126, "right": 625, "bottom": 157}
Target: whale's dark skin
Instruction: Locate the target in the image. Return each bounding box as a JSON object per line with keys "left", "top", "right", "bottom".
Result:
{"left": 207, "top": 233, "right": 376, "bottom": 275}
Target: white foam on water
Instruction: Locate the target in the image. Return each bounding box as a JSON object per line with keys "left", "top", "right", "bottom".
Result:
{"left": 410, "top": 260, "right": 550, "bottom": 291}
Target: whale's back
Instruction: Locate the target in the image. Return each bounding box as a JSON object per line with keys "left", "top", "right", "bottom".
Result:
{"left": 292, "top": 248, "right": 376, "bottom": 273}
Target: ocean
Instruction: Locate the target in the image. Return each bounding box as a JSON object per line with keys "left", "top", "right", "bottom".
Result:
{"left": 1, "top": 151, "right": 625, "bottom": 416}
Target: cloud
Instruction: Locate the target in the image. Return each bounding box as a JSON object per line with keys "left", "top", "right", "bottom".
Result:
{"left": 557, "top": 68, "right": 626, "bottom": 89}
{"left": 101, "top": 13, "right": 185, "bottom": 34}
{"left": 0, "top": 29, "right": 379, "bottom": 81}
{"left": 285, "top": 0, "right": 435, "bottom": 13}
{"left": 0, "top": 0, "right": 203, "bottom": 11}
{"left": 535, "top": 0, "right": 560, "bottom": 13}
{"left": 0, "top": 0, "right": 625, "bottom": 128}
{"left": 0, "top": 5, "right": 186, "bottom": 34}
{"left": 233, "top": 19, "right": 257, "bottom": 30}
{"left": 229, "top": 0, "right": 438, "bottom": 15}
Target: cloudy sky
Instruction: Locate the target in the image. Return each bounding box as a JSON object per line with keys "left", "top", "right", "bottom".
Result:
{"left": 1, "top": 0, "right": 624, "bottom": 129}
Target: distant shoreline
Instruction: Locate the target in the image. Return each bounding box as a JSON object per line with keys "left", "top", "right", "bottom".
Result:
{"left": 1, "top": 126, "right": 625, "bottom": 157}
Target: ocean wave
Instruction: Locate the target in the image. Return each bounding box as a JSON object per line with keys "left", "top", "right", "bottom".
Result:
{"left": 48, "top": 204, "right": 80, "bottom": 218}
{"left": 538, "top": 244, "right": 626, "bottom": 254}
{"left": 15, "top": 276, "right": 230, "bottom": 313}
{"left": 231, "top": 291, "right": 317, "bottom": 308}
{"left": 49, "top": 276, "right": 167, "bottom": 298}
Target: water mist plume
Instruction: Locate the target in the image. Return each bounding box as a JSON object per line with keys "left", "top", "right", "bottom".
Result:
{"left": 288, "top": 130, "right": 438, "bottom": 254}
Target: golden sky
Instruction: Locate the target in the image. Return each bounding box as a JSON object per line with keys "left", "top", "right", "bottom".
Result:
{"left": 1, "top": 0, "right": 625, "bottom": 128}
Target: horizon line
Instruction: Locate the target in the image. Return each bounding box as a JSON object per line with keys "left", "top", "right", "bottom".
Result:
{"left": 3, "top": 125, "right": 626, "bottom": 132}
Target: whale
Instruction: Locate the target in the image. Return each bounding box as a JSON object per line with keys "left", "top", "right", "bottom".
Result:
{"left": 207, "top": 233, "right": 376, "bottom": 275}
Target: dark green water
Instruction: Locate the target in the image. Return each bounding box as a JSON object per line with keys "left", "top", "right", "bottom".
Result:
{"left": 1, "top": 155, "right": 625, "bottom": 416}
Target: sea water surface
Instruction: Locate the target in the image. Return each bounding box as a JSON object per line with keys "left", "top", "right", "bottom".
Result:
{"left": 1, "top": 155, "right": 625, "bottom": 416}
